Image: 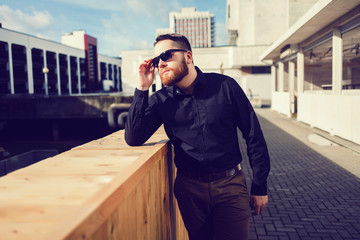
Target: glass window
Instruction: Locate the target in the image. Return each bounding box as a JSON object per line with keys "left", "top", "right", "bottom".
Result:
{"left": 342, "top": 25, "right": 360, "bottom": 89}
{"left": 31, "top": 48, "right": 45, "bottom": 94}
{"left": 12, "top": 44, "right": 28, "bottom": 93}
{"left": 70, "top": 56, "right": 79, "bottom": 93}
{"left": 304, "top": 39, "right": 332, "bottom": 90}
{"left": 46, "top": 51, "right": 58, "bottom": 95}
{"left": 0, "top": 41, "right": 10, "bottom": 94}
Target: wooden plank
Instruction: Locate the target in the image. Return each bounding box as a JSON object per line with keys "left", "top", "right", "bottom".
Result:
{"left": 0, "top": 127, "right": 188, "bottom": 240}
{"left": 46, "top": 142, "right": 169, "bottom": 239}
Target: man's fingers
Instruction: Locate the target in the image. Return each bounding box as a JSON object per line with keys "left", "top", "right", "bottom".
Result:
{"left": 250, "top": 195, "right": 268, "bottom": 215}
{"left": 252, "top": 205, "right": 261, "bottom": 215}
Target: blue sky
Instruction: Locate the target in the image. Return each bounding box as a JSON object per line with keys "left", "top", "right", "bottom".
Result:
{"left": 0, "top": 0, "right": 227, "bottom": 57}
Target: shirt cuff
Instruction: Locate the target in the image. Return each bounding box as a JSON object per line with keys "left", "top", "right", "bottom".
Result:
{"left": 134, "top": 88, "right": 149, "bottom": 100}
{"left": 251, "top": 181, "right": 268, "bottom": 196}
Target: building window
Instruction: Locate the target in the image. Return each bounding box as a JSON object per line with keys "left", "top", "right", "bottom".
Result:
{"left": 70, "top": 56, "right": 79, "bottom": 93}
{"left": 12, "top": 44, "right": 28, "bottom": 94}
{"left": 118, "top": 66, "right": 122, "bottom": 91}
{"left": 31, "top": 48, "right": 45, "bottom": 94}
{"left": 0, "top": 41, "right": 11, "bottom": 94}
{"left": 46, "top": 51, "right": 58, "bottom": 95}
{"left": 113, "top": 65, "right": 118, "bottom": 91}
{"left": 304, "top": 39, "right": 332, "bottom": 91}
{"left": 80, "top": 58, "right": 87, "bottom": 92}
{"left": 108, "top": 63, "right": 113, "bottom": 80}
{"left": 342, "top": 25, "right": 360, "bottom": 89}
{"left": 59, "top": 53, "right": 69, "bottom": 94}
{"left": 252, "top": 66, "right": 271, "bottom": 74}
{"left": 100, "top": 62, "right": 107, "bottom": 81}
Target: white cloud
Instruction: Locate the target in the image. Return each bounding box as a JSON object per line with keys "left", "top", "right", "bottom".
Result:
{"left": 55, "top": 0, "right": 180, "bottom": 24}
{"left": 125, "top": 0, "right": 174, "bottom": 22}
{"left": 0, "top": 5, "right": 53, "bottom": 33}
{"left": 102, "top": 14, "right": 123, "bottom": 32}
{"left": 53, "top": 0, "right": 125, "bottom": 11}
{"left": 99, "top": 12, "right": 157, "bottom": 56}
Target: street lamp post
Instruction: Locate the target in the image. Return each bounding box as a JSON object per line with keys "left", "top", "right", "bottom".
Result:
{"left": 43, "top": 67, "right": 49, "bottom": 96}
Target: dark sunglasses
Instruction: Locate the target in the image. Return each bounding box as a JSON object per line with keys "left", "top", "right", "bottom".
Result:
{"left": 152, "top": 49, "right": 187, "bottom": 68}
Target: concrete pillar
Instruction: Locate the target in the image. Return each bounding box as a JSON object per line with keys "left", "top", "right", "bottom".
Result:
{"left": 43, "top": 50, "right": 49, "bottom": 96}
{"left": 289, "top": 61, "right": 295, "bottom": 114}
{"left": 271, "top": 65, "right": 276, "bottom": 94}
{"left": 26, "top": 47, "right": 34, "bottom": 94}
{"left": 297, "top": 48, "right": 304, "bottom": 93}
{"left": 56, "top": 52, "right": 61, "bottom": 95}
{"left": 278, "top": 61, "right": 284, "bottom": 92}
{"left": 8, "top": 43, "right": 14, "bottom": 94}
{"left": 332, "top": 28, "right": 342, "bottom": 95}
{"left": 67, "top": 55, "right": 72, "bottom": 94}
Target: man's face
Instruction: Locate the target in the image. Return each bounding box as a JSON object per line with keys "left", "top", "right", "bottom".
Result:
{"left": 154, "top": 40, "right": 189, "bottom": 87}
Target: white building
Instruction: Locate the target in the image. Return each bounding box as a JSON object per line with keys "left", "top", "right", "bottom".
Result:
{"left": 0, "top": 28, "right": 122, "bottom": 95}
{"left": 260, "top": 0, "right": 360, "bottom": 144}
{"left": 164, "top": 7, "right": 215, "bottom": 48}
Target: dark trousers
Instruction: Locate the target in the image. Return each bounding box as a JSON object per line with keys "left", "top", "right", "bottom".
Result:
{"left": 174, "top": 170, "right": 251, "bottom": 240}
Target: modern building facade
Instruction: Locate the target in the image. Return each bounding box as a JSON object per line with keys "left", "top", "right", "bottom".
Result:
{"left": 225, "top": 0, "right": 318, "bottom": 104}
{"left": 0, "top": 28, "right": 122, "bottom": 96}
{"left": 158, "top": 7, "right": 215, "bottom": 48}
{"left": 260, "top": 0, "right": 360, "bottom": 144}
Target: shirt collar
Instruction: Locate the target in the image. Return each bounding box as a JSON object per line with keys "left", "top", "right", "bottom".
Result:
{"left": 168, "top": 66, "right": 205, "bottom": 98}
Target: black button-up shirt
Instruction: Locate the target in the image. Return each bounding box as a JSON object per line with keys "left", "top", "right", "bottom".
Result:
{"left": 125, "top": 67, "right": 270, "bottom": 195}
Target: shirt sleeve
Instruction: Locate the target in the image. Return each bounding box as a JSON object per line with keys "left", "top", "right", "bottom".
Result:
{"left": 125, "top": 88, "right": 162, "bottom": 146}
{"left": 230, "top": 80, "right": 271, "bottom": 196}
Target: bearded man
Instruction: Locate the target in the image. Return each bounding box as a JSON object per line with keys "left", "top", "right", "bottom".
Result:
{"left": 125, "top": 34, "right": 270, "bottom": 240}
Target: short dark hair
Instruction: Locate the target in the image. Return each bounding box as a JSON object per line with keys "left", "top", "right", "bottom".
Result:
{"left": 154, "top": 34, "right": 192, "bottom": 52}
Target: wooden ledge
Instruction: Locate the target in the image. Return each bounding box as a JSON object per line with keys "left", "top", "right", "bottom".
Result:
{"left": 0, "top": 128, "right": 172, "bottom": 240}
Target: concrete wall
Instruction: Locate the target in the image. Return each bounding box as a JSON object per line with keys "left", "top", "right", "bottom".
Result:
{"left": 241, "top": 74, "right": 272, "bottom": 101}
{"left": 298, "top": 92, "right": 360, "bottom": 144}
{"left": 61, "top": 30, "right": 86, "bottom": 50}
{"left": 271, "top": 91, "right": 291, "bottom": 117}
{"left": 288, "top": 0, "right": 320, "bottom": 27}
{"left": 226, "top": 0, "right": 319, "bottom": 47}
{"left": 254, "top": 0, "right": 288, "bottom": 45}
{"left": 120, "top": 49, "right": 153, "bottom": 96}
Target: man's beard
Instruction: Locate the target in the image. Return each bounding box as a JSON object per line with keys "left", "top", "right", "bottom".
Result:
{"left": 160, "top": 58, "right": 189, "bottom": 87}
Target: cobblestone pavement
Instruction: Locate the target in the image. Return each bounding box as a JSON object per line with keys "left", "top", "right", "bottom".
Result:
{"left": 239, "top": 109, "right": 360, "bottom": 240}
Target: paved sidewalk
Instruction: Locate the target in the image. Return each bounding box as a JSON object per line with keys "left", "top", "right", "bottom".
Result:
{"left": 239, "top": 108, "right": 360, "bottom": 240}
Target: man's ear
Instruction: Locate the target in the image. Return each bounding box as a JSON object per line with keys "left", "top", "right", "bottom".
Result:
{"left": 186, "top": 51, "right": 193, "bottom": 64}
